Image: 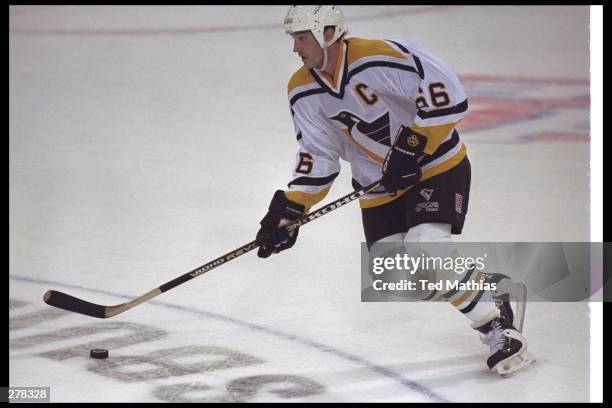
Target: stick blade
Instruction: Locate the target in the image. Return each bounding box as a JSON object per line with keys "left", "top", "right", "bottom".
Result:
{"left": 43, "top": 290, "right": 109, "bottom": 318}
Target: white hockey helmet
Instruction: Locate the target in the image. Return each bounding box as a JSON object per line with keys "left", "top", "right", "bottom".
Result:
{"left": 283, "top": 6, "right": 348, "bottom": 50}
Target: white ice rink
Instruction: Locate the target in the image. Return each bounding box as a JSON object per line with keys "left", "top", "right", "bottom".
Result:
{"left": 9, "top": 6, "right": 597, "bottom": 402}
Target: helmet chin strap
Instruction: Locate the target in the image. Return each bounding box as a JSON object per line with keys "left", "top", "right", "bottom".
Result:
{"left": 320, "top": 45, "right": 328, "bottom": 71}
{"left": 318, "top": 38, "right": 332, "bottom": 72}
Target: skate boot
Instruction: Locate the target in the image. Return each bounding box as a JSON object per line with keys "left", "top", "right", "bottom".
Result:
{"left": 483, "top": 273, "right": 527, "bottom": 332}
{"left": 474, "top": 315, "right": 535, "bottom": 377}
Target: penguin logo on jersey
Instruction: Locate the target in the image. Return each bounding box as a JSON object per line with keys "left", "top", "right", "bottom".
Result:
{"left": 420, "top": 188, "right": 434, "bottom": 201}
{"left": 329, "top": 111, "right": 391, "bottom": 146}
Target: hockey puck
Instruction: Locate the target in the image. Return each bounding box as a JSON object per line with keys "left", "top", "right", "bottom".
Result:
{"left": 90, "top": 349, "right": 109, "bottom": 359}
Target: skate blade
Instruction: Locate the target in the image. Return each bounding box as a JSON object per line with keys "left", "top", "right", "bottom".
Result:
{"left": 496, "top": 348, "right": 535, "bottom": 377}
{"left": 496, "top": 280, "right": 527, "bottom": 332}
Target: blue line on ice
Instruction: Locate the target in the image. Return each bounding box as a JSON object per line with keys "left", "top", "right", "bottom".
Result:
{"left": 11, "top": 274, "right": 449, "bottom": 402}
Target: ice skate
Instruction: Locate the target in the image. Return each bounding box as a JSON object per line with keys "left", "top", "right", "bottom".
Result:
{"left": 474, "top": 315, "right": 535, "bottom": 377}
{"left": 483, "top": 273, "right": 527, "bottom": 332}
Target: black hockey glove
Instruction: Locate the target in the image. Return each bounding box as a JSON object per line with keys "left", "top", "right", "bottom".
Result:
{"left": 381, "top": 125, "right": 426, "bottom": 195}
{"left": 256, "top": 190, "right": 305, "bottom": 258}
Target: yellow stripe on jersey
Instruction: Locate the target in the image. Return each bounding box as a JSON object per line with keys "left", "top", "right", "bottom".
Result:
{"left": 421, "top": 142, "right": 467, "bottom": 180}
{"left": 340, "top": 128, "right": 384, "bottom": 164}
{"left": 285, "top": 187, "right": 331, "bottom": 213}
{"left": 289, "top": 38, "right": 405, "bottom": 94}
{"left": 411, "top": 122, "right": 459, "bottom": 155}
{"left": 288, "top": 66, "right": 317, "bottom": 95}
{"left": 358, "top": 187, "right": 410, "bottom": 209}
{"left": 358, "top": 142, "right": 467, "bottom": 209}
{"left": 346, "top": 38, "right": 407, "bottom": 65}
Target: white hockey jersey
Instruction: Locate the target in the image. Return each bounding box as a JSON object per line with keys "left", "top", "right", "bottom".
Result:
{"left": 285, "top": 37, "right": 468, "bottom": 210}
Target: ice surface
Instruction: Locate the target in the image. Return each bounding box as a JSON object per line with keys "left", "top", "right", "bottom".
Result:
{"left": 10, "top": 6, "right": 593, "bottom": 402}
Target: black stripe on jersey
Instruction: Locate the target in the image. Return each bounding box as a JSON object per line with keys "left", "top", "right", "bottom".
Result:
{"left": 419, "top": 129, "right": 460, "bottom": 167}
{"left": 348, "top": 61, "right": 420, "bottom": 81}
{"left": 386, "top": 40, "right": 424, "bottom": 80}
{"left": 417, "top": 99, "right": 468, "bottom": 120}
{"left": 290, "top": 88, "right": 327, "bottom": 107}
{"left": 288, "top": 172, "right": 339, "bottom": 188}
{"left": 459, "top": 289, "right": 486, "bottom": 314}
{"left": 296, "top": 131, "right": 303, "bottom": 141}
{"left": 412, "top": 56, "right": 425, "bottom": 80}
{"left": 442, "top": 264, "right": 476, "bottom": 300}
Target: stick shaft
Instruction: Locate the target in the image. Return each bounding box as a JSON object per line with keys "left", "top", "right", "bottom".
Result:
{"left": 43, "top": 180, "right": 381, "bottom": 318}
{"left": 162, "top": 180, "right": 381, "bottom": 290}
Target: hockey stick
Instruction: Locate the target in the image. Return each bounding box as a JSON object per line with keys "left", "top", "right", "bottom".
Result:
{"left": 43, "top": 180, "right": 382, "bottom": 318}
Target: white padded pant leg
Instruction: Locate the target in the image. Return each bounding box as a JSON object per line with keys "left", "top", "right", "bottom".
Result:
{"left": 403, "top": 223, "right": 456, "bottom": 259}
{"left": 368, "top": 232, "right": 406, "bottom": 262}
{"left": 404, "top": 223, "right": 452, "bottom": 242}
{"left": 366, "top": 232, "right": 418, "bottom": 300}
{"left": 402, "top": 223, "right": 459, "bottom": 287}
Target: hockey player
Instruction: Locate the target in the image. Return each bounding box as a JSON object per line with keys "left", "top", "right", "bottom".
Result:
{"left": 255, "top": 5, "right": 534, "bottom": 376}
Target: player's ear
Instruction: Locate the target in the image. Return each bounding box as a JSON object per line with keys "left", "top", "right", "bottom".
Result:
{"left": 323, "top": 26, "right": 336, "bottom": 42}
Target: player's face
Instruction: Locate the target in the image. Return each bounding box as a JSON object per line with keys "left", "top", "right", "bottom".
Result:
{"left": 291, "top": 31, "right": 323, "bottom": 69}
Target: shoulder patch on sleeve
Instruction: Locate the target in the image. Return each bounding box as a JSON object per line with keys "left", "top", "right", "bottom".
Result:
{"left": 347, "top": 37, "right": 406, "bottom": 65}
{"left": 288, "top": 66, "right": 317, "bottom": 94}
